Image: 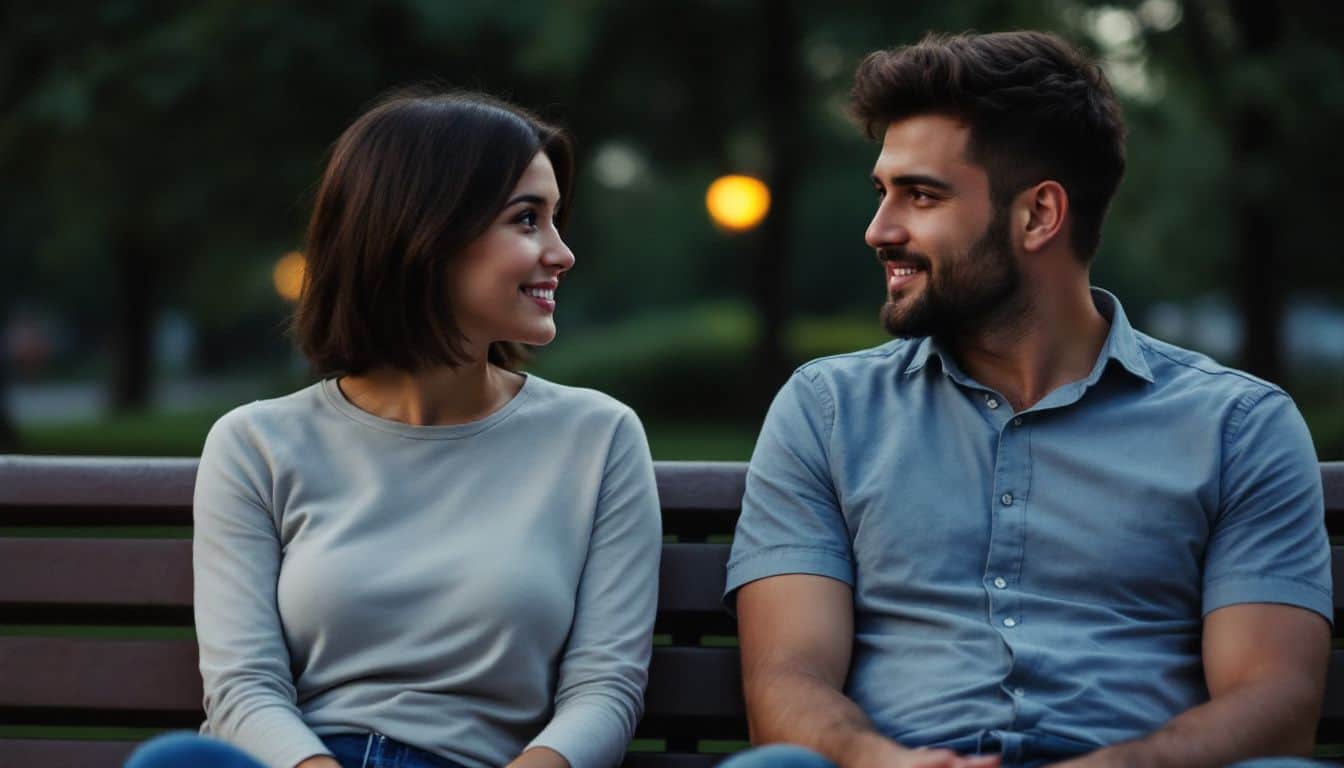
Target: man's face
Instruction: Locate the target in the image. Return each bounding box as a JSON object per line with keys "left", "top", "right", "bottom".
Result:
{"left": 866, "top": 115, "right": 1020, "bottom": 340}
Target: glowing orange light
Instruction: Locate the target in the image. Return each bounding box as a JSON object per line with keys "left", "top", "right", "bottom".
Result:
{"left": 706, "top": 174, "right": 771, "bottom": 231}
{"left": 273, "top": 251, "right": 306, "bottom": 303}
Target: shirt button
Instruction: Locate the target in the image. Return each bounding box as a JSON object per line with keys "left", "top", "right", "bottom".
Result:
{"left": 1014, "top": 687, "right": 1026, "bottom": 697}
{"left": 1013, "top": 417, "right": 1023, "bottom": 427}
{"left": 1003, "top": 617, "right": 1017, "bottom": 628}
{"left": 1001, "top": 493, "right": 1014, "bottom": 506}
{"left": 993, "top": 577, "right": 1007, "bottom": 589}
{"left": 986, "top": 396, "right": 1000, "bottom": 409}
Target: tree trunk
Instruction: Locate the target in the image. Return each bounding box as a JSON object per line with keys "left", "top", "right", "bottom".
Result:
{"left": 755, "top": 0, "right": 801, "bottom": 410}
{"left": 1230, "top": 0, "right": 1284, "bottom": 383}
{"left": 0, "top": 355, "right": 18, "bottom": 452}
{"left": 111, "top": 233, "right": 156, "bottom": 411}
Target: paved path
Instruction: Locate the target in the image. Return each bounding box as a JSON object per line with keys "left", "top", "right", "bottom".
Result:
{"left": 6, "top": 376, "right": 272, "bottom": 425}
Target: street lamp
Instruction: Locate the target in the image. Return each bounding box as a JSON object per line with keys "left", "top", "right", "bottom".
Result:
{"left": 273, "top": 251, "right": 306, "bottom": 303}
{"left": 706, "top": 174, "right": 771, "bottom": 232}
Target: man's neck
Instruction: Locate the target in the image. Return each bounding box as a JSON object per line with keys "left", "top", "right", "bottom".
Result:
{"left": 950, "top": 284, "right": 1110, "bottom": 412}
{"left": 337, "top": 360, "right": 524, "bottom": 427}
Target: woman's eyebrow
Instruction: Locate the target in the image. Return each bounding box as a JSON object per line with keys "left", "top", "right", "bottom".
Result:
{"left": 503, "top": 193, "right": 562, "bottom": 210}
{"left": 503, "top": 194, "right": 547, "bottom": 209}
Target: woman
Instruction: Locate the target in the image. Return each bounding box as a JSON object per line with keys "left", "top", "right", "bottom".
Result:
{"left": 127, "top": 90, "right": 662, "bottom": 768}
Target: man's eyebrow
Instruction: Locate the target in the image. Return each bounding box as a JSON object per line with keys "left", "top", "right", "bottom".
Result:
{"left": 871, "top": 174, "right": 955, "bottom": 192}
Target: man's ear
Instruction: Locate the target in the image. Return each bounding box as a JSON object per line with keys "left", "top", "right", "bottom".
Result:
{"left": 1020, "top": 180, "right": 1068, "bottom": 254}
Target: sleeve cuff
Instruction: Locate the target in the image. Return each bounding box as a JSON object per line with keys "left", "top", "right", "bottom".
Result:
{"left": 723, "top": 546, "right": 854, "bottom": 616}
{"left": 203, "top": 706, "right": 332, "bottom": 768}
{"left": 527, "top": 698, "right": 631, "bottom": 768}
{"left": 1202, "top": 574, "right": 1334, "bottom": 626}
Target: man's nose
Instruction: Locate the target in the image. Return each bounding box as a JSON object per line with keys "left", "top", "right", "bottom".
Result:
{"left": 865, "top": 207, "right": 909, "bottom": 251}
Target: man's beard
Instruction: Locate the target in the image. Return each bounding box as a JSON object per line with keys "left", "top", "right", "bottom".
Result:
{"left": 879, "top": 206, "right": 1021, "bottom": 340}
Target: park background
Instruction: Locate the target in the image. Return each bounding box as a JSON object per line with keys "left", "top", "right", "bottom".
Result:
{"left": 3, "top": 0, "right": 1343, "bottom": 461}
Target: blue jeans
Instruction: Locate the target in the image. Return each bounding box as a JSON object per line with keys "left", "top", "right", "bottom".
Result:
{"left": 125, "top": 731, "right": 469, "bottom": 768}
{"left": 716, "top": 734, "right": 1087, "bottom": 768}
{"left": 715, "top": 743, "right": 1333, "bottom": 768}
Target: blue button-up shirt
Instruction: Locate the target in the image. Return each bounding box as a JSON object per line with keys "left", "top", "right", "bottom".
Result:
{"left": 725, "top": 289, "right": 1331, "bottom": 762}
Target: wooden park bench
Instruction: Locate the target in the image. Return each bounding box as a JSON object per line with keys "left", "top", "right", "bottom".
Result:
{"left": 2, "top": 456, "right": 1343, "bottom": 767}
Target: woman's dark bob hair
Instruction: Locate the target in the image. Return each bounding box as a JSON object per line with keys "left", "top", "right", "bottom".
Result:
{"left": 293, "top": 88, "right": 573, "bottom": 375}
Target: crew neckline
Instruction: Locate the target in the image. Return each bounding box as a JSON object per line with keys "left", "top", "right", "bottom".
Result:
{"left": 319, "top": 373, "right": 535, "bottom": 440}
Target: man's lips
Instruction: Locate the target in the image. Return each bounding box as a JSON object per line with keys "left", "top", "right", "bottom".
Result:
{"left": 885, "top": 261, "right": 926, "bottom": 294}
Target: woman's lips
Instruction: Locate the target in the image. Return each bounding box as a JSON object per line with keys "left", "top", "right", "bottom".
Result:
{"left": 520, "top": 284, "right": 557, "bottom": 312}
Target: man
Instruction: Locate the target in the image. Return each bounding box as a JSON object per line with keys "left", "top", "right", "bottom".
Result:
{"left": 722, "top": 31, "right": 1331, "bottom": 768}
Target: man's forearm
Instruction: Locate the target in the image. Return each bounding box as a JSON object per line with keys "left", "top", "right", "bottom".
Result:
{"left": 746, "top": 667, "right": 902, "bottom": 768}
{"left": 1064, "top": 678, "right": 1318, "bottom": 768}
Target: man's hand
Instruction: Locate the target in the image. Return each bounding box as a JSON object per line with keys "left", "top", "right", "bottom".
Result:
{"left": 295, "top": 756, "right": 342, "bottom": 768}
{"left": 841, "top": 731, "right": 1001, "bottom": 768}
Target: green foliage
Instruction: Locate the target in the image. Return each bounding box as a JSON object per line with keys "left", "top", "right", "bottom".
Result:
{"left": 2, "top": 0, "right": 1341, "bottom": 432}
{"left": 17, "top": 404, "right": 228, "bottom": 457}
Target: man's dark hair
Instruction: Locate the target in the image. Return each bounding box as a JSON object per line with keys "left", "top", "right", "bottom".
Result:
{"left": 851, "top": 31, "right": 1126, "bottom": 261}
{"left": 293, "top": 88, "right": 573, "bottom": 375}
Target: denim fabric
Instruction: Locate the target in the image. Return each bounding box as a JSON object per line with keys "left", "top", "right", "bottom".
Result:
{"left": 323, "top": 733, "right": 469, "bottom": 768}
{"left": 123, "top": 731, "right": 470, "bottom": 768}
{"left": 717, "top": 744, "right": 835, "bottom": 768}
{"left": 715, "top": 743, "right": 1332, "bottom": 768}
{"left": 725, "top": 289, "right": 1332, "bottom": 753}
{"left": 124, "top": 733, "right": 267, "bottom": 768}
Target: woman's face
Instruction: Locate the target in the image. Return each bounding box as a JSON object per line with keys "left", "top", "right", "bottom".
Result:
{"left": 452, "top": 151, "right": 574, "bottom": 353}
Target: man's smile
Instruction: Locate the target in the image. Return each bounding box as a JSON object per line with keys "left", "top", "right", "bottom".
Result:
{"left": 885, "top": 260, "right": 926, "bottom": 294}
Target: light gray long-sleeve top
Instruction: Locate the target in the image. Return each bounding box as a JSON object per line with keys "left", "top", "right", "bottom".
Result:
{"left": 193, "top": 375, "right": 662, "bottom": 768}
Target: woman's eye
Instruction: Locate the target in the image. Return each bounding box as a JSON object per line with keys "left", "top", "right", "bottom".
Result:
{"left": 517, "top": 210, "right": 539, "bottom": 229}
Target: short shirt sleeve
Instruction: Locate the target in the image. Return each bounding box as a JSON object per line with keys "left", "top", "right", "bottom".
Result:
{"left": 1203, "top": 390, "right": 1333, "bottom": 623}
{"left": 724, "top": 369, "right": 853, "bottom": 614}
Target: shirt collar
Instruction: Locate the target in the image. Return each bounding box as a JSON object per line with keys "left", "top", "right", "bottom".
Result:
{"left": 1091, "top": 287, "right": 1154, "bottom": 384}
{"left": 902, "top": 288, "right": 1154, "bottom": 385}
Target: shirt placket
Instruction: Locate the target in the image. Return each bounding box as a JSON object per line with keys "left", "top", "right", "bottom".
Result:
{"left": 980, "top": 391, "right": 1032, "bottom": 721}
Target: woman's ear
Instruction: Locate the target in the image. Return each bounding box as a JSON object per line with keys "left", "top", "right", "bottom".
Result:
{"left": 1021, "top": 180, "right": 1068, "bottom": 254}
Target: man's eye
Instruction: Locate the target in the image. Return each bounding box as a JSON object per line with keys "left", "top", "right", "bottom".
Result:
{"left": 910, "top": 189, "right": 933, "bottom": 202}
{"left": 874, "top": 187, "right": 885, "bottom": 200}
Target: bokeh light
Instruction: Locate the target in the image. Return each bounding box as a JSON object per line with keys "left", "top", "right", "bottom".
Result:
{"left": 273, "top": 251, "right": 306, "bottom": 303}
{"left": 706, "top": 174, "right": 771, "bottom": 232}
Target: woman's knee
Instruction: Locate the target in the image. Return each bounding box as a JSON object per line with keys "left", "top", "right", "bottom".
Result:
{"left": 718, "top": 744, "right": 837, "bottom": 768}
{"left": 124, "top": 732, "right": 266, "bottom": 768}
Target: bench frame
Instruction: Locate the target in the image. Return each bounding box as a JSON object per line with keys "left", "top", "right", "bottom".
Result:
{"left": 3, "top": 456, "right": 1343, "bottom": 767}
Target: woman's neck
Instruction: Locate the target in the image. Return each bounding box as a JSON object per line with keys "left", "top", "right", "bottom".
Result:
{"left": 337, "top": 361, "right": 525, "bottom": 427}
